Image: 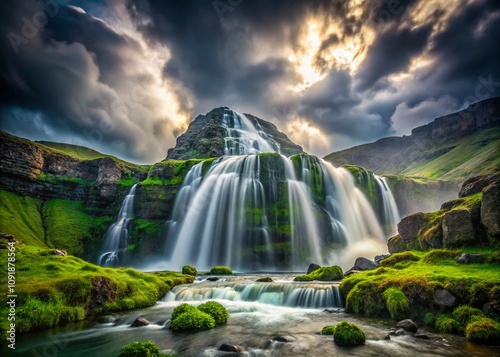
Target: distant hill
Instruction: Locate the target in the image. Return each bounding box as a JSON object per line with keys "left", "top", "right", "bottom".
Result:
{"left": 325, "top": 97, "right": 500, "bottom": 181}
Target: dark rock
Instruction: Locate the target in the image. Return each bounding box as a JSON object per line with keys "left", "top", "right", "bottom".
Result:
{"left": 433, "top": 288, "right": 456, "bottom": 307}
{"left": 388, "top": 331, "right": 397, "bottom": 336}
{"left": 414, "top": 333, "right": 430, "bottom": 340}
{"left": 352, "top": 257, "right": 379, "bottom": 271}
{"left": 442, "top": 209, "right": 475, "bottom": 247}
{"left": 206, "top": 277, "right": 220, "bottom": 281}
{"left": 307, "top": 263, "right": 321, "bottom": 274}
{"left": 398, "top": 213, "right": 427, "bottom": 243}
{"left": 219, "top": 344, "right": 243, "bottom": 352}
{"left": 395, "top": 328, "right": 406, "bottom": 336}
{"left": 481, "top": 182, "right": 500, "bottom": 243}
{"left": 344, "top": 269, "right": 361, "bottom": 277}
{"left": 324, "top": 308, "right": 341, "bottom": 313}
{"left": 388, "top": 235, "right": 406, "bottom": 254}
{"left": 384, "top": 334, "right": 391, "bottom": 340}
{"left": 457, "top": 253, "right": 484, "bottom": 264}
{"left": 166, "top": 108, "right": 303, "bottom": 160}
{"left": 272, "top": 336, "right": 295, "bottom": 343}
{"left": 98, "top": 316, "right": 116, "bottom": 324}
{"left": 256, "top": 277, "right": 273, "bottom": 283}
{"left": 459, "top": 173, "right": 500, "bottom": 198}
{"left": 131, "top": 317, "right": 149, "bottom": 327}
{"left": 396, "top": 319, "right": 418, "bottom": 333}
{"left": 374, "top": 254, "right": 390, "bottom": 263}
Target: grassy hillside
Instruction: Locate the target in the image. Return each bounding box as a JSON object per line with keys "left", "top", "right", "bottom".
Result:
{"left": 401, "top": 128, "right": 500, "bottom": 179}
{"left": 0, "top": 245, "right": 194, "bottom": 340}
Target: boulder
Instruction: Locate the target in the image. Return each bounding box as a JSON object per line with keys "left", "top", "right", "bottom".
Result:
{"left": 396, "top": 319, "right": 418, "bottom": 333}
{"left": 481, "top": 182, "right": 500, "bottom": 242}
{"left": 374, "top": 254, "right": 391, "bottom": 263}
{"left": 272, "top": 336, "right": 295, "bottom": 343}
{"left": 131, "top": 317, "right": 150, "bottom": 327}
{"left": 457, "top": 253, "right": 484, "bottom": 264}
{"left": 442, "top": 209, "right": 475, "bottom": 247}
{"left": 307, "top": 263, "right": 321, "bottom": 274}
{"left": 459, "top": 173, "right": 500, "bottom": 198}
{"left": 414, "top": 333, "right": 430, "bottom": 340}
{"left": 352, "top": 257, "right": 378, "bottom": 271}
{"left": 206, "top": 277, "right": 219, "bottom": 281}
{"left": 398, "top": 213, "right": 427, "bottom": 243}
{"left": 388, "top": 235, "right": 406, "bottom": 254}
{"left": 433, "top": 289, "right": 456, "bottom": 307}
{"left": 384, "top": 334, "right": 391, "bottom": 340}
{"left": 395, "top": 328, "right": 406, "bottom": 336}
{"left": 256, "top": 277, "right": 273, "bottom": 282}
{"left": 219, "top": 344, "right": 243, "bottom": 352}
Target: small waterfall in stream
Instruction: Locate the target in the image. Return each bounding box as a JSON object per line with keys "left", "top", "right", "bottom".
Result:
{"left": 164, "top": 281, "right": 343, "bottom": 309}
{"left": 163, "top": 109, "right": 399, "bottom": 271}
{"left": 375, "top": 175, "right": 400, "bottom": 236}
{"left": 98, "top": 183, "right": 138, "bottom": 267}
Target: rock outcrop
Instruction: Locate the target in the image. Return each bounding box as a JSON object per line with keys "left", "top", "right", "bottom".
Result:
{"left": 166, "top": 107, "right": 303, "bottom": 159}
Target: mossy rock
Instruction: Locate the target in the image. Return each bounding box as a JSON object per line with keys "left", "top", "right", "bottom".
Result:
{"left": 383, "top": 287, "right": 409, "bottom": 320}
{"left": 435, "top": 315, "right": 462, "bottom": 334}
{"left": 170, "top": 309, "right": 215, "bottom": 332}
{"left": 333, "top": 321, "right": 365, "bottom": 346}
{"left": 256, "top": 277, "right": 273, "bottom": 282}
{"left": 465, "top": 318, "right": 500, "bottom": 344}
{"left": 380, "top": 252, "right": 420, "bottom": 267}
{"left": 171, "top": 303, "right": 197, "bottom": 321}
{"left": 182, "top": 265, "right": 197, "bottom": 276}
{"left": 119, "top": 340, "right": 169, "bottom": 357}
{"left": 321, "top": 325, "right": 336, "bottom": 335}
{"left": 197, "top": 301, "right": 229, "bottom": 326}
{"left": 209, "top": 266, "right": 233, "bottom": 275}
{"left": 452, "top": 305, "right": 484, "bottom": 328}
{"left": 294, "top": 266, "right": 343, "bottom": 281}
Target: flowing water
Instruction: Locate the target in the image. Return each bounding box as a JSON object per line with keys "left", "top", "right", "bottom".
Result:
{"left": 8, "top": 275, "right": 498, "bottom": 357}
{"left": 98, "top": 183, "right": 138, "bottom": 266}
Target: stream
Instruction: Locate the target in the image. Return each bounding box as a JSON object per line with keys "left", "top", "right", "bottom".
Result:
{"left": 5, "top": 274, "right": 499, "bottom": 357}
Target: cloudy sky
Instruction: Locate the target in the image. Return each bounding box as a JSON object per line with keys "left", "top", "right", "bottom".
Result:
{"left": 1, "top": 0, "right": 499, "bottom": 163}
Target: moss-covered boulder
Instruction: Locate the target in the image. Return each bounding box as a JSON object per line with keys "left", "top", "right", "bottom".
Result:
{"left": 171, "top": 303, "right": 197, "bottom": 321}
{"left": 209, "top": 266, "right": 233, "bottom": 275}
{"left": 465, "top": 318, "right": 500, "bottom": 344}
{"left": 383, "top": 288, "right": 409, "bottom": 320}
{"left": 321, "top": 325, "right": 336, "bottom": 335}
{"left": 170, "top": 309, "right": 215, "bottom": 332}
{"left": 294, "top": 266, "right": 343, "bottom": 281}
{"left": 119, "top": 341, "right": 169, "bottom": 357}
{"left": 197, "top": 301, "right": 229, "bottom": 326}
{"left": 182, "top": 265, "right": 197, "bottom": 276}
{"left": 333, "top": 321, "right": 365, "bottom": 346}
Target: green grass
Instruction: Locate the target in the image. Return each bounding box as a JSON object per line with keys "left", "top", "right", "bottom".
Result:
{"left": 0, "top": 245, "right": 194, "bottom": 340}
{"left": 342, "top": 249, "right": 500, "bottom": 319}
{"left": 294, "top": 265, "right": 344, "bottom": 281}
{"left": 464, "top": 318, "right": 500, "bottom": 344}
{"left": 383, "top": 287, "right": 410, "bottom": 320}
{"left": 435, "top": 315, "right": 462, "bottom": 333}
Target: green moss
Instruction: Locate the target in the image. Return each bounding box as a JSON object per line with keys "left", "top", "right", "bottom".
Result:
{"left": 170, "top": 309, "right": 216, "bottom": 332}
{"left": 435, "top": 315, "right": 462, "bottom": 334}
{"left": 383, "top": 287, "right": 410, "bottom": 320}
{"left": 464, "top": 318, "right": 500, "bottom": 344}
{"left": 182, "top": 265, "right": 197, "bottom": 276}
{"left": 380, "top": 252, "right": 420, "bottom": 267}
{"left": 197, "top": 301, "right": 229, "bottom": 326}
{"left": 0, "top": 245, "right": 194, "bottom": 340}
{"left": 345, "top": 282, "right": 385, "bottom": 316}
{"left": 209, "top": 266, "right": 233, "bottom": 275}
{"left": 333, "top": 321, "right": 365, "bottom": 346}
{"left": 424, "top": 312, "right": 435, "bottom": 326}
{"left": 321, "top": 325, "right": 336, "bottom": 335}
{"left": 294, "top": 266, "right": 343, "bottom": 281}
{"left": 452, "top": 305, "right": 485, "bottom": 328}
{"left": 171, "top": 303, "right": 197, "bottom": 321}
{"left": 119, "top": 341, "right": 170, "bottom": 357}
{"left": 38, "top": 172, "right": 94, "bottom": 187}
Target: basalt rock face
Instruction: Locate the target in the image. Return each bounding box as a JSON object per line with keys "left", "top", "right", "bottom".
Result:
{"left": 325, "top": 97, "right": 500, "bottom": 181}
{"left": 166, "top": 107, "right": 303, "bottom": 159}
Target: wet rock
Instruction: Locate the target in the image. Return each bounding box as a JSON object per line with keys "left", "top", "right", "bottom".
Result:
{"left": 434, "top": 288, "right": 456, "bottom": 307}
{"left": 98, "top": 315, "right": 116, "bottom": 324}
{"left": 207, "top": 277, "right": 219, "bottom": 281}
{"left": 307, "top": 263, "right": 321, "bottom": 274}
{"left": 481, "top": 181, "right": 500, "bottom": 243}
{"left": 457, "top": 253, "right": 484, "bottom": 264}
{"left": 256, "top": 277, "right": 273, "bottom": 282}
{"left": 442, "top": 208, "right": 475, "bottom": 247}
{"left": 396, "top": 319, "right": 418, "bottom": 333}
{"left": 415, "top": 333, "right": 430, "bottom": 340}
{"left": 352, "top": 257, "right": 378, "bottom": 271}
{"left": 396, "top": 328, "right": 406, "bottom": 336}
{"left": 398, "top": 212, "right": 427, "bottom": 243}
{"left": 219, "top": 344, "right": 243, "bottom": 352}
{"left": 384, "top": 334, "right": 391, "bottom": 340}
{"left": 272, "top": 336, "right": 295, "bottom": 343}
{"left": 388, "top": 331, "right": 397, "bottom": 336}
{"left": 324, "top": 308, "right": 341, "bottom": 313}
{"left": 374, "top": 254, "right": 391, "bottom": 263}
{"left": 131, "top": 317, "right": 150, "bottom": 327}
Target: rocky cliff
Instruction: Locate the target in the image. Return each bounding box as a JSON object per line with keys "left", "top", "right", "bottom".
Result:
{"left": 325, "top": 97, "right": 500, "bottom": 181}
{"left": 166, "top": 107, "right": 304, "bottom": 159}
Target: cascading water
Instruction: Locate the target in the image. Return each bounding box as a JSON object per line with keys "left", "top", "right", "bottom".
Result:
{"left": 164, "top": 280, "right": 343, "bottom": 309}
{"left": 98, "top": 183, "right": 138, "bottom": 267}
{"left": 375, "top": 175, "right": 400, "bottom": 236}
{"left": 164, "top": 109, "right": 399, "bottom": 271}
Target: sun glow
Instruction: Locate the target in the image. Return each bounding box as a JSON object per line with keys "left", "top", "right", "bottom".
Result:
{"left": 286, "top": 119, "right": 328, "bottom": 154}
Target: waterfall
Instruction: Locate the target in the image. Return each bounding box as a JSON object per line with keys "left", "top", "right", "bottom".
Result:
{"left": 164, "top": 281, "right": 343, "bottom": 309}
{"left": 375, "top": 176, "right": 400, "bottom": 236}
{"left": 98, "top": 183, "right": 138, "bottom": 267}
